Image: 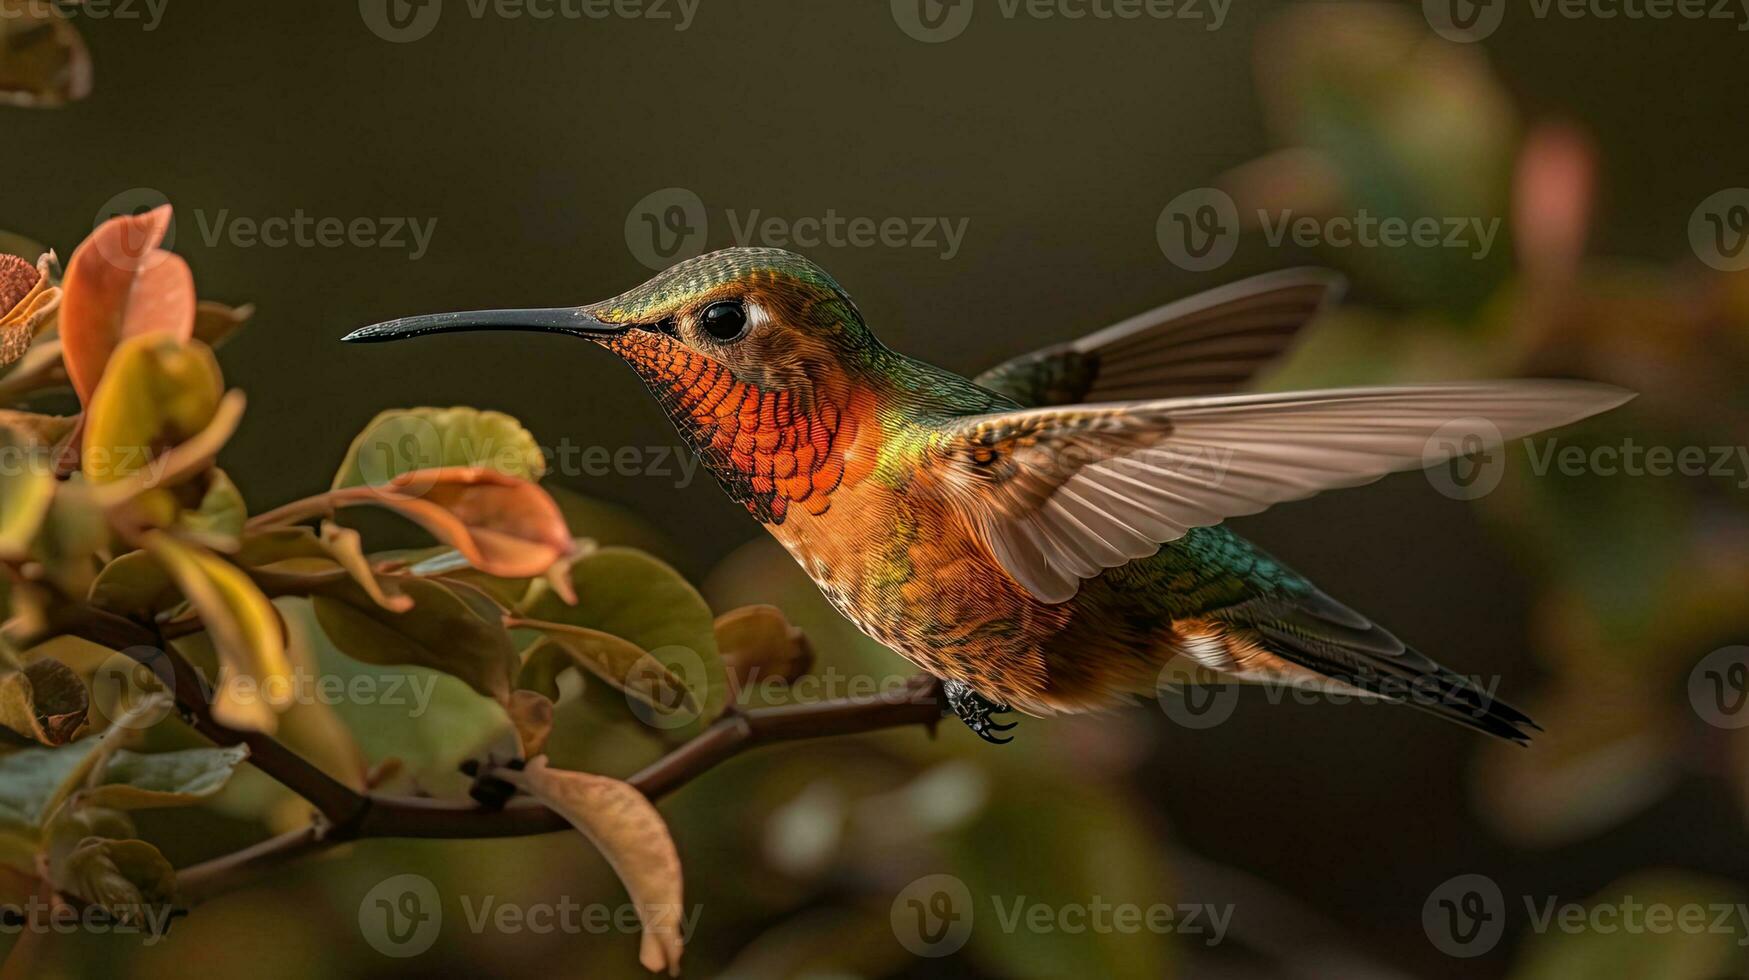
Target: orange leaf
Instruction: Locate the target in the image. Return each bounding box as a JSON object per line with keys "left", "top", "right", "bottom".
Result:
{"left": 333, "top": 467, "right": 576, "bottom": 579}
{"left": 58, "top": 206, "right": 195, "bottom": 405}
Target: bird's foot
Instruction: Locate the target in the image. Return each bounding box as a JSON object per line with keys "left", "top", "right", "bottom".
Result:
{"left": 942, "top": 679, "right": 1017, "bottom": 744}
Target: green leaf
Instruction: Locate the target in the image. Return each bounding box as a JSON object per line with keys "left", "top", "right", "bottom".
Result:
{"left": 54, "top": 838, "right": 177, "bottom": 929}
{"left": 0, "top": 658, "right": 88, "bottom": 746}
{"left": 77, "top": 744, "right": 250, "bottom": 810}
{"left": 0, "top": 738, "right": 95, "bottom": 832}
{"left": 514, "top": 620, "right": 698, "bottom": 716}
{"left": 28, "top": 476, "right": 108, "bottom": 597}
{"left": 332, "top": 406, "right": 545, "bottom": 491}
{"left": 312, "top": 577, "right": 518, "bottom": 703}
{"left": 280, "top": 598, "right": 505, "bottom": 789}
{"left": 522, "top": 547, "right": 726, "bottom": 735}
{"left": 88, "top": 549, "right": 181, "bottom": 621}
{"left": 175, "top": 468, "right": 248, "bottom": 547}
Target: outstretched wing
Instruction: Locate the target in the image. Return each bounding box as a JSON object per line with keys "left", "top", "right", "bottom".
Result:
{"left": 973, "top": 268, "right": 1343, "bottom": 407}
{"left": 929, "top": 381, "right": 1634, "bottom": 603}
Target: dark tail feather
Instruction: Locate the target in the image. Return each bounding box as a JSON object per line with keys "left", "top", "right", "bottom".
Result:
{"left": 1216, "top": 591, "right": 1541, "bottom": 745}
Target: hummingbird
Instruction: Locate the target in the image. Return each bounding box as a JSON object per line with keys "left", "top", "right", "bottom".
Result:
{"left": 345, "top": 248, "right": 1632, "bottom": 744}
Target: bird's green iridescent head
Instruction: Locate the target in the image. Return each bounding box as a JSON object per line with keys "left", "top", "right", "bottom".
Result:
{"left": 343, "top": 247, "right": 888, "bottom": 399}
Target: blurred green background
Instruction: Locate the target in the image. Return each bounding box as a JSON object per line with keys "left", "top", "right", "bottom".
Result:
{"left": 5, "top": 0, "right": 1749, "bottom": 976}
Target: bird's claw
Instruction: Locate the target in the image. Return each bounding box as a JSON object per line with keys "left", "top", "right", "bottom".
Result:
{"left": 942, "top": 678, "right": 1018, "bottom": 745}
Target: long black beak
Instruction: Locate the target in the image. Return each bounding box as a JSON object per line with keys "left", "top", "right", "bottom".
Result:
{"left": 341, "top": 306, "right": 626, "bottom": 344}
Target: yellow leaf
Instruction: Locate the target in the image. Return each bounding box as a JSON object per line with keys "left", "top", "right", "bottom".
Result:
{"left": 505, "top": 757, "right": 684, "bottom": 976}
{"left": 192, "top": 300, "right": 254, "bottom": 349}
{"left": 713, "top": 604, "right": 815, "bottom": 690}
{"left": 513, "top": 619, "right": 698, "bottom": 717}
{"left": 141, "top": 532, "right": 290, "bottom": 734}
{"left": 319, "top": 522, "right": 411, "bottom": 612}
{"left": 0, "top": 422, "right": 56, "bottom": 558}
{"left": 506, "top": 690, "right": 553, "bottom": 758}
{"left": 82, "top": 334, "right": 223, "bottom": 486}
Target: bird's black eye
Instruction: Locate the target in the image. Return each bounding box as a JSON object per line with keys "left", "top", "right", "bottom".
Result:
{"left": 699, "top": 300, "right": 748, "bottom": 342}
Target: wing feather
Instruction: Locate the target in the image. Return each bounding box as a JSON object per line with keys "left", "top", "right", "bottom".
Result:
{"left": 931, "top": 381, "right": 1636, "bottom": 602}
{"left": 973, "top": 268, "right": 1344, "bottom": 407}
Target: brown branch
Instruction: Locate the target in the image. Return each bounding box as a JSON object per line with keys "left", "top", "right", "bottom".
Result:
{"left": 35, "top": 602, "right": 945, "bottom": 906}
{"left": 178, "top": 675, "right": 943, "bottom": 901}
{"left": 45, "top": 604, "right": 368, "bottom": 829}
